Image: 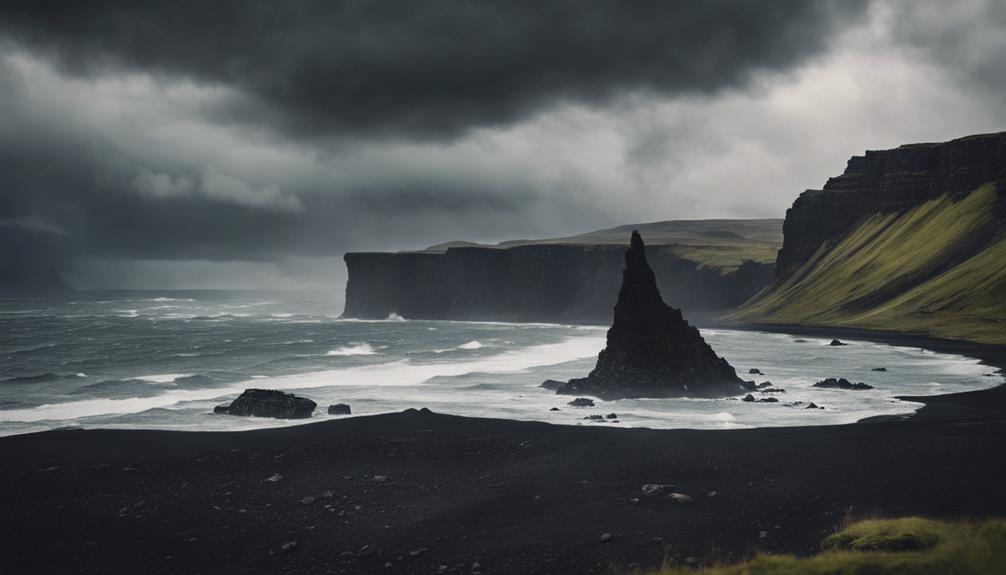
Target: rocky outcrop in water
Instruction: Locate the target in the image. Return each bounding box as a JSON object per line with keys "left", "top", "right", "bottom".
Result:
{"left": 554, "top": 232, "right": 748, "bottom": 400}
{"left": 215, "top": 389, "right": 317, "bottom": 419}
{"left": 775, "top": 132, "right": 1006, "bottom": 280}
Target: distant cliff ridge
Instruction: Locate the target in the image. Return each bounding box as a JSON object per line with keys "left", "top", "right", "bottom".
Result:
{"left": 735, "top": 132, "right": 1006, "bottom": 344}
{"left": 342, "top": 219, "right": 781, "bottom": 322}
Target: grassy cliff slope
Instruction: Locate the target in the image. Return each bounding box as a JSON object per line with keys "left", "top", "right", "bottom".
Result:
{"left": 422, "top": 219, "right": 783, "bottom": 274}
{"left": 733, "top": 184, "right": 1006, "bottom": 344}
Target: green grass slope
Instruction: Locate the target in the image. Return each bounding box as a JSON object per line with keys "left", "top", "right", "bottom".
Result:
{"left": 421, "top": 219, "right": 784, "bottom": 274}
{"left": 733, "top": 184, "right": 1006, "bottom": 344}
{"left": 649, "top": 517, "right": 1006, "bottom": 575}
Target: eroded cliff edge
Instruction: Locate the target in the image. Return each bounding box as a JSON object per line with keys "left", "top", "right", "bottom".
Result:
{"left": 735, "top": 132, "right": 1006, "bottom": 344}
{"left": 343, "top": 220, "right": 781, "bottom": 322}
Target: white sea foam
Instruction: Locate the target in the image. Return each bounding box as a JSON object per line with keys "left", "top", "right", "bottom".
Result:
{"left": 0, "top": 335, "right": 606, "bottom": 423}
{"left": 326, "top": 343, "right": 378, "bottom": 356}
{"left": 458, "top": 340, "right": 484, "bottom": 350}
{"left": 135, "top": 374, "right": 191, "bottom": 384}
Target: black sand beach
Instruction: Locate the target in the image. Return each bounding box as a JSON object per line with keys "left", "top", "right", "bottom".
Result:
{"left": 3, "top": 333, "right": 1005, "bottom": 575}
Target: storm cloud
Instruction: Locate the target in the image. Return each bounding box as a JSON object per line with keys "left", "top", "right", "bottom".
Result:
{"left": 0, "top": 0, "right": 1003, "bottom": 290}
{"left": 0, "top": 0, "right": 867, "bottom": 139}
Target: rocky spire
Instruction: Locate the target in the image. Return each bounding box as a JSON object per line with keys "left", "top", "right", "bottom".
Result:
{"left": 555, "top": 231, "right": 748, "bottom": 399}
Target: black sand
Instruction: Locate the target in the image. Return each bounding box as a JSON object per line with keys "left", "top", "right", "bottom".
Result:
{"left": 2, "top": 331, "right": 1005, "bottom": 574}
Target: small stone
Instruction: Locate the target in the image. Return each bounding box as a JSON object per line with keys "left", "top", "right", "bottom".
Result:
{"left": 707, "top": 491, "right": 717, "bottom": 498}
{"left": 668, "top": 493, "right": 693, "bottom": 503}
{"left": 605, "top": 413, "right": 618, "bottom": 419}
{"left": 373, "top": 475, "right": 388, "bottom": 482}
{"left": 759, "top": 531, "right": 768, "bottom": 539}
{"left": 300, "top": 496, "right": 315, "bottom": 505}
{"left": 472, "top": 562, "right": 481, "bottom": 570}
{"left": 629, "top": 498, "right": 640, "bottom": 505}
{"left": 600, "top": 533, "right": 613, "bottom": 543}
{"left": 641, "top": 484, "right": 675, "bottom": 496}
{"left": 328, "top": 403, "right": 352, "bottom": 415}
{"left": 265, "top": 474, "right": 283, "bottom": 482}
{"left": 281, "top": 541, "right": 297, "bottom": 553}
{"left": 322, "top": 490, "right": 334, "bottom": 498}
{"left": 409, "top": 547, "right": 428, "bottom": 557}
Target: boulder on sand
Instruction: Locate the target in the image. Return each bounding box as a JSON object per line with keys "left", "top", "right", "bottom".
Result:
{"left": 554, "top": 231, "right": 748, "bottom": 400}
{"left": 216, "top": 389, "right": 316, "bottom": 419}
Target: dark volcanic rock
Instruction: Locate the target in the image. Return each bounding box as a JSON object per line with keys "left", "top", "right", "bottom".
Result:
{"left": 540, "top": 379, "right": 564, "bottom": 391}
{"left": 742, "top": 394, "right": 756, "bottom": 402}
{"left": 749, "top": 368, "right": 763, "bottom": 375}
{"left": 829, "top": 339, "right": 847, "bottom": 346}
{"left": 872, "top": 367, "right": 888, "bottom": 372}
{"left": 218, "top": 389, "right": 316, "bottom": 419}
{"left": 568, "top": 397, "right": 595, "bottom": 407}
{"left": 342, "top": 230, "right": 777, "bottom": 323}
{"left": 328, "top": 403, "right": 352, "bottom": 415}
{"left": 813, "top": 378, "right": 874, "bottom": 390}
{"left": 774, "top": 132, "right": 1006, "bottom": 280}
{"left": 555, "top": 232, "right": 747, "bottom": 400}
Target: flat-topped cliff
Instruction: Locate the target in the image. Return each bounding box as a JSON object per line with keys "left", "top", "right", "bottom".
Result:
{"left": 343, "top": 219, "right": 781, "bottom": 322}
{"left": 776, "top": 132, "right": 1006, "bottom": 280}
{"left": 736, "top": 132, "right": 1006, "bottom": 344}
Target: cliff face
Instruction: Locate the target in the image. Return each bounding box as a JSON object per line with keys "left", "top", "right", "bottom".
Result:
{"left": 735, "top": 132, "right": 1006, "bottom": 345}
{"left": 776, "top": 132, "right": 1006, "bottom": 280}
{"left": 344, "top": 242, "right": 774, "bottom": 322}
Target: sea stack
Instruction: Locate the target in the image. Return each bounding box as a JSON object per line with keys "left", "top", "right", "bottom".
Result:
{"left": 555, "top": 231, "right": 748, "bottom": 400}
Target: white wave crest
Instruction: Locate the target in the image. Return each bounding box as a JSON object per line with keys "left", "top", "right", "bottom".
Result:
{"left": 458, "top": 340, "right": 484, "bottom": 350}
{"left": 326, "top": 343, "right": 377, "bottom": 356}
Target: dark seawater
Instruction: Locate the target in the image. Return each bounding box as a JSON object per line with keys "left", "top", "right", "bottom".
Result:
{"left": 0, "top": 291, "right": 1000, "bottom": 436}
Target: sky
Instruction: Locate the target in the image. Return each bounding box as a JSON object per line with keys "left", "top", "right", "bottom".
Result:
{"left": 0, "top": 0, "right": 1004, "bottom": 290}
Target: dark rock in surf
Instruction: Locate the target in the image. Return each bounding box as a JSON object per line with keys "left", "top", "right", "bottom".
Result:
{"left": 813, "top": 378, "right": 873, "bottom": 390}
{"left": 583, "top": 414, "right": 605, "bottom": 421}
{"left": 568, "top": 397, "right": 595, "bottom": 407}
{"left": 328, "top": 403, "right": 352, "bottom": 415}
{"left": 549, "top": 407, "right": 560, "bottom": 411}
{"left": 540, "top": 379, "right": 564, "bottom": 391}
{"left": 213, "top": 404, "right": 230, "bottom": 414}
{"left": 605, "top": 413, "right": 618, "bottom": 419}
{"left": 872, "top": 367, "right": 888, "bottom": 372}
{"left": 749, "top": 368, "right": 763, "bottom": 375}
{"left": 554, "top": 231, "right": 747, "bottom": 400}
{"left": 757, "top": 397, "right": 779, "bottom": 403}
{"left": 806, "top": 402, "right": 822, "bottom": 409}
{"left": 218, "top": 389, "right": 316, "bottom": 419}
{"left": 742, "top": 394, "right": 756, "bottom": 402}
{"left": 829, "top": 339, "right": 847, "bottom": 346}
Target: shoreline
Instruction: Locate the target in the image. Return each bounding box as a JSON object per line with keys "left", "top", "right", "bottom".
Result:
{"left": 3, "top": 323, "right": 1006, "bottom": 573}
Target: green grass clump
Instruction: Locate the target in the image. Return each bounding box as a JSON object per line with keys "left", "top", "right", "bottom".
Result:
{"left": 732, "top": 183, "right": 1006, "bottom": 344}
{"left": 648, "top": 517, "right": 1006, "bottom": 575}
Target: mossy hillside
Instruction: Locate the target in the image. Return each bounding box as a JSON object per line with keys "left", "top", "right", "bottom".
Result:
{"left": 423, "top": 219, "right": 784, "bottom": 273}
{"left": 733, "top": 184, "right": 1006, "bottom": 344}
{"left": 649, "top": 517, "right": 1006, "bottom": 575}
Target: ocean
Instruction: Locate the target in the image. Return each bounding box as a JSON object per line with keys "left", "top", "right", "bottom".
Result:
{"left": 0, "top": 290, "right": 1000, "bottom": 436}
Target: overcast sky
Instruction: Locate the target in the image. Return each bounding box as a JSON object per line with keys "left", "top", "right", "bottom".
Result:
{"left": 1, "top": 0, "right": 1003, "bottom": 290}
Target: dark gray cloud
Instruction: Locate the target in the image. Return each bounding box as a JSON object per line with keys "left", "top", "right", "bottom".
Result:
{"left": 0, "top": 0, "right": 867, "bottom": 140}
{"left": 0, "top": 0, "right": 1002, "bottom": 290}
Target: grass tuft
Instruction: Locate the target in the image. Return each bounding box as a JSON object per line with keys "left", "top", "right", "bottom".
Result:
{"left": 646, "top": 517, "right": 1006, "bottom": 575}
